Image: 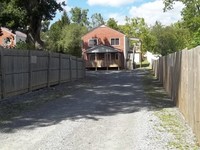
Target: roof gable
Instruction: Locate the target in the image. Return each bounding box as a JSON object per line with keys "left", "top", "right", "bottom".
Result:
{"left": 82, "top": 25, "right": 125, "bottom": 38}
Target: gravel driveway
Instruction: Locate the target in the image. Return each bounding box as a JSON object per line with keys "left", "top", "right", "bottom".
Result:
{"left": 0, "top": 69, "right": 199, "bottom": 150}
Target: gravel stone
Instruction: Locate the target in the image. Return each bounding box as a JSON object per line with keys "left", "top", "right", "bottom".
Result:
{"left": 0, "top": 69, "right": 199, "bottom": 150}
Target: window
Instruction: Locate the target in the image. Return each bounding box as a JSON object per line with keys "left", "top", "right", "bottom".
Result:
{"left": 3, "top": 37, "right": 11, "bottom": 45}
{"left": 88, "top": 38, "right": 98, "bottom": 47}
{"left": 111, "top": 38, "right": 119, "bottom": 45}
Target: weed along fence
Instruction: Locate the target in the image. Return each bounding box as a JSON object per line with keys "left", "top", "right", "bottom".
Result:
{"left": 152, "top": 46, "right": 200, "bottom": 144}
{"left": 0, "top": 47, "right": 85, "bottom": 99}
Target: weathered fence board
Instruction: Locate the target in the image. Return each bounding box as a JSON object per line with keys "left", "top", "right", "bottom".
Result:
{"left": 152, "top": 46, "right": 200, "bottom": 144}
{"left": 0, "top": 47, "right": 85, "bottom": 99}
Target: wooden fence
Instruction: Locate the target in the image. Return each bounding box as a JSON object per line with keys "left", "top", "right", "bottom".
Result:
{"left": 0, "top": 47, "right": 85, "bottom": 99}
{"left": 152, "top": 46, "right": 200, "bottom": 144}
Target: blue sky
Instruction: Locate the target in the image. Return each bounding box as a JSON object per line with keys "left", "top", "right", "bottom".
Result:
{"left": 52, "top": 0, "right": 184, "bottom": 26}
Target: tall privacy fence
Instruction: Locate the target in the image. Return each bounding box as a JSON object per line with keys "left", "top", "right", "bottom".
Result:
{"left": 152, "top": 46, "right": 200, "bottom": 143}
{"left": 0, "top": 47, "right": 85, "bottom": 99}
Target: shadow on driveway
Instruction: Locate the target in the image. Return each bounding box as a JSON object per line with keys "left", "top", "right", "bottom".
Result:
{"left": 0, "top": 69, "right": 174, "bottom": 133}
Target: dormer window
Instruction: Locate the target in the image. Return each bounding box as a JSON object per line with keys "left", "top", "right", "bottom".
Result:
{"left": 88, "top": 38, "right": 98, "bottom": 47}
{"left": 111, "top": 38, "right": 119, "bottom": 46}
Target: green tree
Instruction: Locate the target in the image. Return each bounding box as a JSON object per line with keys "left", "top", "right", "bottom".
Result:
{"left": 45, "top": 21, "right": 63, "bottom": 52}
{"left": 163, "top": 0, "right": 200, "bottom": 47}
{"left": 150, "top": 21, "right": 190, "bottom": 55}
{"left": 61, "top": 11, "right": 70, "bottom": 26}
{"left": 107, "top": 18, "right": 118, "bottom": 30}
{"left": 70, "top": 7, "right": 89, "bottom": 27}
{"left": 0, "top": 0, "right": 64, "bottom": 49}
{"left": 58, "top": 24, "right": 87, "bottom": 57}
{"left": 119, "top": 17, "right": 152, "bottom": 52}
{"left": 91, "top": 13, "right": 105, "bottom": 28}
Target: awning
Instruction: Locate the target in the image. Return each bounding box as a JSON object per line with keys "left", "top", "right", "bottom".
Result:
{"left": 86, "top": 45, "right": 121, "bottom": 53}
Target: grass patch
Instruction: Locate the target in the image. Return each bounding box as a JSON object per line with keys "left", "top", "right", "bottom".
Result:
{"left": 136, "top": 60, "right": 150, "bottom": 68}
{"left": 155, "top": 108, "right": 199, "bottom": 150}
{"left": 143, "top": 69, "right": 200, "bottom": 149}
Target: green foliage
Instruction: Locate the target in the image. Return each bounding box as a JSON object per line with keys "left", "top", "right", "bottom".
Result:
{"left": 0, "top": 0, "right": 27, "bottom": 29}
{"left": 44, "top": 21, "right": 63, "bottom": 52}
{"left": 163, "top": 0, "right": 200, "bottom": 48}
{"left": 15, "top": 41, "right": 34, "bottom": 50}
{"left": 191, "top": 28, "right": 200, "bottom": 47}
{"left": 58, "top": 24, "right": 87, "bottom": 57}
{"left": 150, "top": 22, "right": 190, "bottom": 55}
{"left": 60, "top": 11, "right": 70, "bottom": 26}
{"left": 70, "top": 7, "right": 89, "bottom": 27}
{"left": 119, "top": 17, "right": 153, "bottom": 53}
{"left": 107, "top": 18, "right": 119, "bottom": 30}
{"left": 0, "top": 0, "right": 64, "bottom": 49}
{"left": 43, "top": 9, "right": 88, "bottom": 57}
{"left": 118, "top": 17, "right": 190, "bottom": 55}
{"left": 91, "top": 13, "right": 105, "bottom": 28}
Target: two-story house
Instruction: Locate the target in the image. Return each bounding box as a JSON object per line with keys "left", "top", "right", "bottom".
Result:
{"left": 0, "top": 27, "right": 27, "bottom": 48}
{"left": 82, "top": 25, "right": 129, "bottom": 70}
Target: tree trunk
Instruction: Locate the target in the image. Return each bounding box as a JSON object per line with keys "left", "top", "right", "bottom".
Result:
{"left": 27, "top": 16, "right": 44, "bottom": 50}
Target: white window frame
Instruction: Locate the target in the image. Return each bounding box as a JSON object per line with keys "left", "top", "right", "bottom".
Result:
{"left": 88, "top": 38, "right": 98, "bottom": 47}
{"left": 110, "top": 38, "right": 120, "bottom": 46}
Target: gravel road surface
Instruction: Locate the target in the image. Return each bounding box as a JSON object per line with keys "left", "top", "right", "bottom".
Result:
{"left": 0, "top": 69, "right": 198, "bottom": 150}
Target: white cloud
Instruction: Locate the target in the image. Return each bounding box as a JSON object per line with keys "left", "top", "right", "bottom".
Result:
{"left": 107, "top": 13, "right": 126, "bottom": 25}
{"left": 87, "top": 0, "right": 136, "bottom": 7}
{"left": 129, "top": 0, "right": 184, "bottom": 25}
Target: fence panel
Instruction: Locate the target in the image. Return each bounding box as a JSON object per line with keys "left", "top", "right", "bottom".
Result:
{"left": 152, "top": 46, "right": 200, "bottom": 144}
{"left": 60, "top": 54, "right": 71, "bottom": 82}
{"left": 71, "top": 56, "right": 77, "bottom": 81}
{"left": 49, "top": 52, "right": 60, "bottom": 85}
{"left": 31, "top": 51, "right": 48, "bottom": 90}
{"left": 3, "top": 50, "right": 29, "bottom": 97}
{"left": 0, "top": 47, "right": 85, "bottom": 99}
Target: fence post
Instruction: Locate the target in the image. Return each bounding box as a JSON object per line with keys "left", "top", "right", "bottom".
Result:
{"left": 47, "top": 52, "right": 51, "bottom": 87}
{"left": 59, "top": 53, "right": 62, "bottom": 84}
{"left": 28, "top": 50, "right": 32, "bottom": 92}
{"left": 0, "top": 48, "right": 5, "bottom": 99}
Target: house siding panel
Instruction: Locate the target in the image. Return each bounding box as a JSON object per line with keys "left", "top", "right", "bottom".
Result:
{"left": 0, "top": 29, "right": 15, "bottom": 48}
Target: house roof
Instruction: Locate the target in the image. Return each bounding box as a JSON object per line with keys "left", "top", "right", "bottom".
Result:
{"left": 2, "top": 27, "right": 15, "bottom": 36}
{"left": 82, "top": 25, "right": 126, "bottom": 38}
{"left": 15, "top": 31, "right": 27, "bottom": 38}
{"left": 86, "top": 45, "right": 121, "bottom": 53}
{"left": 2, "top": 27, "right": 26, "bottom": 38}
